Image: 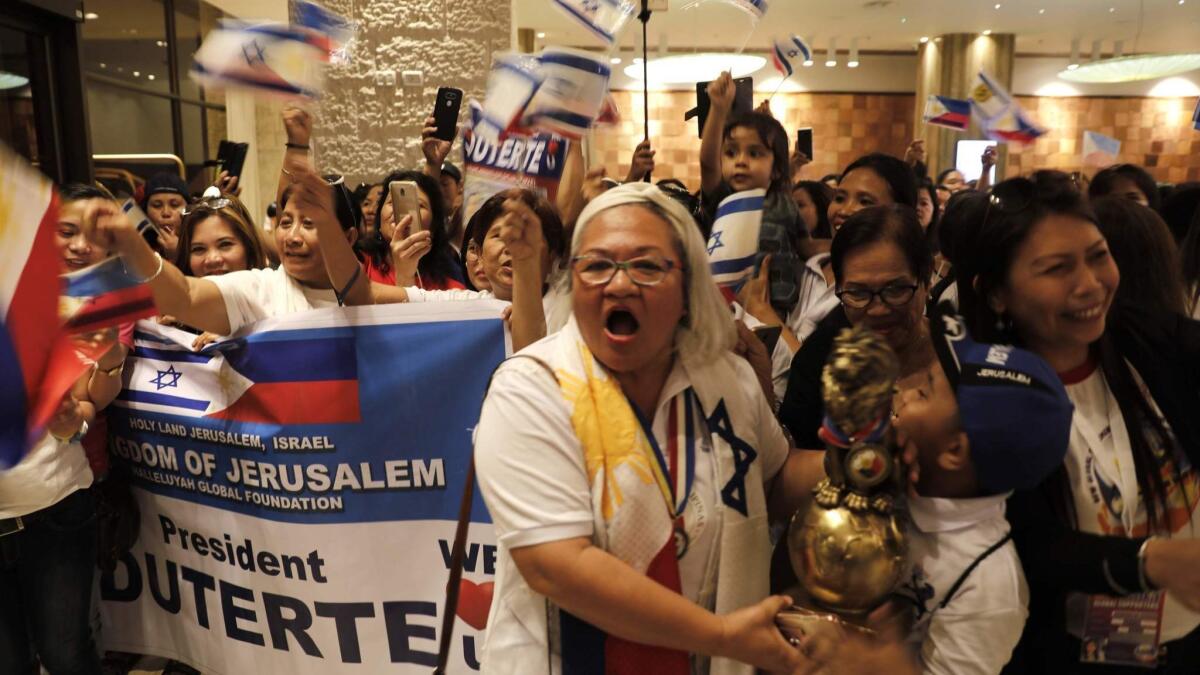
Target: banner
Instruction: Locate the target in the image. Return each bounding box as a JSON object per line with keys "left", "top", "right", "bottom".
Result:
{"left": 461, "top": 103, "right": 569, "bottom": 224}
{"left": 99, "top": 301, "right": 509, "bottom": 674}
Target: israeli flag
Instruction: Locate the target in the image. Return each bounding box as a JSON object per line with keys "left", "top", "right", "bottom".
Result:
{"left": 525, "top": 48, "right": 612, "bottom": 140}
{"left": 552, "top": 0, "right": 635, "bottom": 45}
{"left": 707, "top": 189, "right": 765, "bottom": 295}
{"left": 190, "top": 20, "right": 325, "bottom": 99}
{"left": 733, "top": 0, "right": 769, "bottom": 18}
{"left": 771, "top": 35, "right": 810, "bottom": 77}
{"left": 475, "top": 53, "right": 545, "bottom": 144}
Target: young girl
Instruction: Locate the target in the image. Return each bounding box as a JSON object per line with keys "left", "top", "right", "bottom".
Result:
{"left": 699, "top": 71, "right": 810, "bottom": 321}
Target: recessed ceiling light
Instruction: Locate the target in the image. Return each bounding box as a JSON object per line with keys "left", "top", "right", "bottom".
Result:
{"left": 99, "top": 63, "right": 106, "bottom": 69}
{"left": 983, "top": 30, "right": 993, "bottom": 36}
{"left": 847, "top": 60, "right": 859, "bottom": 68}
{"left": 1039, "top": 8, "right": 1045, "bottom": 13}
{"left": 1109, "top": 6, "right": 1115, "bottom": 11}
{"left": 610, "top": 57, "right": 621, "bottom": 64}
{"left": 1060, "top": 53, "right": 1200, "bottom": 82}
{"left": 994, "top": 3, "right": 1001, "bottom": 8}
{"left": 536, "top": 32, "right": 546, "bottom": 38}
{"left": 147, "top": 74, "right": 155, "bottom": 80}
{"left": 901, "top": 17, "right": 907, "bottom": 23}
{"left": 802, "top": 59, "right": 814, "bottom": 67}
{"left": 919, "top": 36, "right": 930, "bottom": 43}
{"left": 133, "top": 71, "right": 140, "bottom": 77}
{"left": 84, "top": 12, "right": 99, "bottom": 20}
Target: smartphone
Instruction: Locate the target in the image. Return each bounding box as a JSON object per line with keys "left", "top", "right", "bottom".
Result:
{"left": 753, "top": 325, "right": 783, "bottom": 355}
{"left": 389, "top": 180, "right": 422, "bottom": 234}
{"left": 432, "top": 87, "right": 463, "bottom": 142}
{"left": 796, "top": 128, "right": 814, "bottom": 161}
{"left": 215, "top": 140, "right": 249, "bottom": 182}
{"left": 689, "top": 76, "right": 754, "bottom": 138}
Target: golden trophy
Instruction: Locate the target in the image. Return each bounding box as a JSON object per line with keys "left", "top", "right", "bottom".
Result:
{"left": 777, "top": 325, "right": 909, "bottom": 642}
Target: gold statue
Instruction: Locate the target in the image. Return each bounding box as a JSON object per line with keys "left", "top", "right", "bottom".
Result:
{"left": 779, "top": 325, "right": 909, "bottom": 635}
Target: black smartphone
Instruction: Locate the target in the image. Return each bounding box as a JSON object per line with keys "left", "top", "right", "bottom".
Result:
{"left": 688, "top": 76, "right": 754, "bottom": 138}
{"left": 753, "top": 325, "right": 783, "bottom": 355}
{"left": 433, "top": 87, "right": 463, "bottom": 142}
{"left": 216, "top": 140, "right": 249, "bottom": 182}
{"left": 796, "top": 128, "right": 814, "bottom": 161}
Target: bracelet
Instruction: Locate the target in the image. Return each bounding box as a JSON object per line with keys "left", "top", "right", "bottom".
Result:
{"left": 1138, "top": 537, "right": 1158, "bottom": 592}
{"left": 96, "top": 361, "right": 125, "bottom": 378}
{"left": 131, "top": 252, "right": 164, "bottom": 284}
{"left": 286, "top": 142, "right": 310, "bottom": 150}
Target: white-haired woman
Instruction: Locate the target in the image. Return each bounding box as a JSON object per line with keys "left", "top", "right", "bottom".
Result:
{"left": 473, "top": 182, "right": 826, "bottom": 675}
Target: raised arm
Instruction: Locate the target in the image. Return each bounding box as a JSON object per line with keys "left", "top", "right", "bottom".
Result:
{"left": 84, "top": 200, "right": 230, "bottom": 335}
{"left": 277, "top": 106, "right": 313, "bottom": 206}
{"left": 700, "top": 71, "right": 735, "bottom": 195}
{"left": 557, "top": 140, "right": 586, "bottom": 230}
{"left": 420, "top": 115, "right": 455, "bottom": 183}
{"left": 497, "top": 197, "right": 548, "bottom": 351}
{"left": 285, "top": 159, "right": 371, "bottom": 307}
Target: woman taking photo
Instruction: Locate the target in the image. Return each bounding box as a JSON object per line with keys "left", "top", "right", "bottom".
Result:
{"left": 364, "top": 170, "right": 464, "bottom": 289}
{"left": 956, "top": 174, "right": 1200, "bottom": 673}
{"left": 473, "top": 182, "right": 826, "bottom": 675}
{"left": 777, "top": 204, "right": 935, "bottom": 448}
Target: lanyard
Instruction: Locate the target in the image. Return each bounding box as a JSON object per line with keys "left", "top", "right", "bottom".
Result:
{"left": 1071, "top": 377, "right": 1139, "bottom": 534}
{"left": 628, "top": 388, "right": 697, "bottom": 519}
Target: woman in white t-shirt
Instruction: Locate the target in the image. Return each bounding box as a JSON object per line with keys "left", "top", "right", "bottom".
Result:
{"left": 473, "top": 183, "right": 830, "bottom": 675}
{"left": 957, "top": 172, "right": 1200, "bottom": 673}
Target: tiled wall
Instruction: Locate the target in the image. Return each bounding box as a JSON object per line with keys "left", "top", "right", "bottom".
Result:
{"left": 591, "top": 90, "right": 916, "bottom": 191}
{"left": 592, "top": 90, "right": 1200, "bottom": 190}
{"left": 1007, "top": 96, "right": 1200, "bottom": 184}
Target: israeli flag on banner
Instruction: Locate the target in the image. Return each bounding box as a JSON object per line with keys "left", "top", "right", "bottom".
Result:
{"left": 115, "top": 330, "right": 250, "bottom": 419}
{"left": 475, "top": 53, "right": 545, "bottom": 144}
{"left": 771, "top": 35, "right": 811, "bottom": 78}
{"left": 552, "top": 0, "right": 635, "bottom": 45}
{"left": 707, "top": 189, "right": 765, "bottom": 296}
{"left": 525, "top": 48, "right": 612, "bottom": 140}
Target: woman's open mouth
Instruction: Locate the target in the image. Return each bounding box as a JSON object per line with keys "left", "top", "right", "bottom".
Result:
{"left": 604, "top": 308, "right": 640, "bottom": 343}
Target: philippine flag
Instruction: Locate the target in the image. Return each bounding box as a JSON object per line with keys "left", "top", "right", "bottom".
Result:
{"left": 115, "top": 325, "right": 360, "bottom": 426}
{"left": 772, "top": 35, "right": 811, "bottom": 78}
{"left": 0, "top": 144, "right": 72, "bottom": 466}
{"left": 1083, "top": 130, "right": 1121, "bottom": 167}
{"left": 923, "top": 95, "right": 971, "bottom": 131}
{"left": 706, "top": 189, "right": 765, "bottom": 302}
{"left": 971, "top": 71, "right": 1046, "bottom": 146}
{"left": 61, "top": 257, "right": 157, "bottom": 334}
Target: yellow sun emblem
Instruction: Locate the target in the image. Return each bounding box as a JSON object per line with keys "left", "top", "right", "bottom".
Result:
{"left": 556, "top": 341, "right": 655, "bottom": 521}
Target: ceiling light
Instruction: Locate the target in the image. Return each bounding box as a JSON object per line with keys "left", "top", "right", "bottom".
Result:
{"left": 632, "top": 57, "right": 643, "bottom": 64}
{"left": 84, "top": 12, "right": 99, "bottom": 20}
{"left": 825, "top": 37, "right": 838, "bottom": 67}
{"left": 919, "top": 36, "right": 930, "bottom": 43}
{"left": 901, "top": 17, "right": 907, "bottom": 23}
{"left": 147, "top": 74, "right": 156, "bottom": 80}
{"left": 1039, "top": 8, "right": 1045, "bottom": 14}
{"left": 1059, "top": 53, "right": 1200, "bottom": 82}
{"left": 133, "top": 71, "right": 140, "bottom": 77}
{"left": 610, "top": 56, "right": 621, "bottom": 64}
{"left": 623, "top": 53, "right": 765, "bottom": 84}
{"left": 994, "top": 3, "right": 1001, "bottom": 8}
{"left": 1108, "top": 6, "right": 1115, "bottom": 12}
{"left": 1035, "top": 82, "right": 1081, "bottom": 97}
{"left": 99, "top": 63, "right": 107, "bottom": 69}
{"left": 847, "top": 38, "right": 859, "bottom": 68}
{"left": 536, "top": 32, "right": 546, "bottom": 38}
{"left": 1068, "top": 38, "right": 1080, "bottom": 70}
{"left": 0, "top": 72, "right": 29, "bottom": 90}
{"left": 1148, "top": 77, "right": 1200, "bottom": 97}
{"left": 982, "top": 30, "right": 993, "bottom": 36}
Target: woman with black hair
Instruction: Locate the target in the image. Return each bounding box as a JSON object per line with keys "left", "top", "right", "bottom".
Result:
{"left": 916, "top": 178, "right": 940, "bottom": 233}
{"left": 777, "top": 204, "right": 935, "bottom": 448}
{"left": 828, "top": 153, "right": 919, "bottom": 233}
{"left": 1089, "top": 163, "right": 1162, "bottom": 213}
{"left": 792, "top": 180, "right": 834, "bottom": 240}
{"left": 1092, "top": 196, "right": 1188, "bottom": 319}
{"left": 361, "top": 170, "right": 464, "bottom": 290}
{"left": 955, "top": 173, "right": 1200, "bottom": 674}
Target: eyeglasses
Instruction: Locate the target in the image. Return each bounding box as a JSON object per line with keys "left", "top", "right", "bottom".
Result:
{"left": 571, "top": 255, "right": 682, "bottom": 287}
{"left": 836, "top": 283, "right": 919, "bottom": 309}
{"left": 182, "top": 196, "right": 233, "bottom": 216}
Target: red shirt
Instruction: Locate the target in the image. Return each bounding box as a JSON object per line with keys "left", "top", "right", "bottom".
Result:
{"left": 362, "top": 256, "right": 465, "bottom": 290}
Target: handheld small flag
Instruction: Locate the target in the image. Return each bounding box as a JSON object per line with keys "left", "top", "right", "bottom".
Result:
{"left": 771, "top": 35, "right": 811, "bottom": 78}
{"left": 476, "top": 49, "right": 612, "bottom": 143}
{"left": 551, "top": 0, "right": 635, "bottom": 45}
{"left": 475, "top": 53, "right": 546, "bottom": 143}
{"left": 61, "top": 257, "right": 157, "bottom": 335}
{"left": 1083, "top": 131, "right": 1121, "bottom": 167}
{"left": 681, "top": 0, "right": 769, "bottom": 19}
{"left": 970, "top": 72, "right": 1046, "bottom": 146}
{"left": 292, "top": 0, "right": 357, "bottom": 64}
{"left": 706, "top": 189, "right": 765, "bottom": 301}
{"left": 923, "top": 95, "right": 971, "bottom": 131}
{"left": 190, "top": 20, "right": 328, "bottom": 99}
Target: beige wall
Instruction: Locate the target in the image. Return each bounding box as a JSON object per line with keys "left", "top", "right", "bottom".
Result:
{"left": 309, "top": 0, "right": 512, "bottom": 186}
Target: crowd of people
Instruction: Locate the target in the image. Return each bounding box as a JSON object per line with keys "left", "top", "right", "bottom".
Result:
{"left": 2, "top": 67, "right": 1200, "bottom": 675}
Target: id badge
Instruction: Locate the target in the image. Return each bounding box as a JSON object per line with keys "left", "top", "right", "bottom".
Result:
{"left": 1079, "top": 592, "right": 1165, "bottom": 668}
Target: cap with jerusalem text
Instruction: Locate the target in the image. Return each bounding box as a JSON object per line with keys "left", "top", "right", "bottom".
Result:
{"left": 928, "top": 301, "right": 1075, "bottom": 495}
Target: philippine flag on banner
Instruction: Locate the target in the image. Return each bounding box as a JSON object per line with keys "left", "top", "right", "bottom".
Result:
{"left": 923, "top": 95, "right": 971, "bottom": 131}
{"left": 706, "top": 189, "right": 765, "bottom": 301}
{"left": 115, "top": 326, "right": 360, "bottom": 425}
{"left": 772, "top": 35, "right": 811, "bottom": 78}
{"left": 1083, "top": 130, "right": 1121, "bottom": 167}
{"left": 0, "top": 144, "right": 69, "bottom": 466}
{"left": 970, "top": 72, "right": 1046, "bottom": 146}
{"left": 552, "top": 0, "right": 635, "bottom": 45}
{"left": 190, "top": 20, "right": 326, "bottom": 99}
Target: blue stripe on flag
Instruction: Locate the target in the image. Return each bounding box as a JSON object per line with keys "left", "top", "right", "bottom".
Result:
{"left": 711, "top": 254, "right": 759, "bottom": 275}
{"left": 133, "top": 330, "right": 174, "bottom": 345}
{"left": 535, "top": 109, "right": 596, "bottom": 132}
{"left": 117, "top": 389, "right": 210, "bottom": 411}
{"left": 539, "top": 51, "right": 612, "bottom": 77}
{"left": 551, "top": 0, "right": 620, "bottom": 43}
{"left": 223, "top": 335, "right": 357, "bottom": 383}
{"left": 715, "top": 195, "right": 765, "bottom": 220}
{"left": 773, "top": 45, "right": 794, "bottom": 77}
{"left": 62, "top": 257, "right": 143, "bottom": 298}
{"left": 792, "top": 36, "right": 811, "bottom": 62}
{"left": 936, "top": 96, "right": 971, "bottom": 117}
{"left": 132, "top": 347, "right": 214, "bottom": 364}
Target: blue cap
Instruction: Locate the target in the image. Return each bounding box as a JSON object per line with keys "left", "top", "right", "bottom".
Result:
{"left": 928, "top": 302, "right": 1074, "bottom": 494}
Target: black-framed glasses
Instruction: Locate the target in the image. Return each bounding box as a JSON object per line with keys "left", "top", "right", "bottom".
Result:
{"left": 571, "top": 255, "right": 682, "bottom": 287}
{"left": 836, "top": 283, "right": 919, "bottom": 309}
{"left": 182, "top": 196, "right": 233, "bottom": 216}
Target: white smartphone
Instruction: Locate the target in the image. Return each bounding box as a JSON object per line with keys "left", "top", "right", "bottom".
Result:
{"left": 388, "top": 180, "right": 422, "bottom": 234}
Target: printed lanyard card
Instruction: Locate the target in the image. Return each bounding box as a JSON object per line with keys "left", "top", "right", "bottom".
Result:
{"left": 1080, "top": 592, "right": 1165, "bottom": 668}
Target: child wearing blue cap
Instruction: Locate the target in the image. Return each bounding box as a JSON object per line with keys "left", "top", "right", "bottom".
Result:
{"left": 892, "top": 303, "right": 1075, "bottom": 674}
